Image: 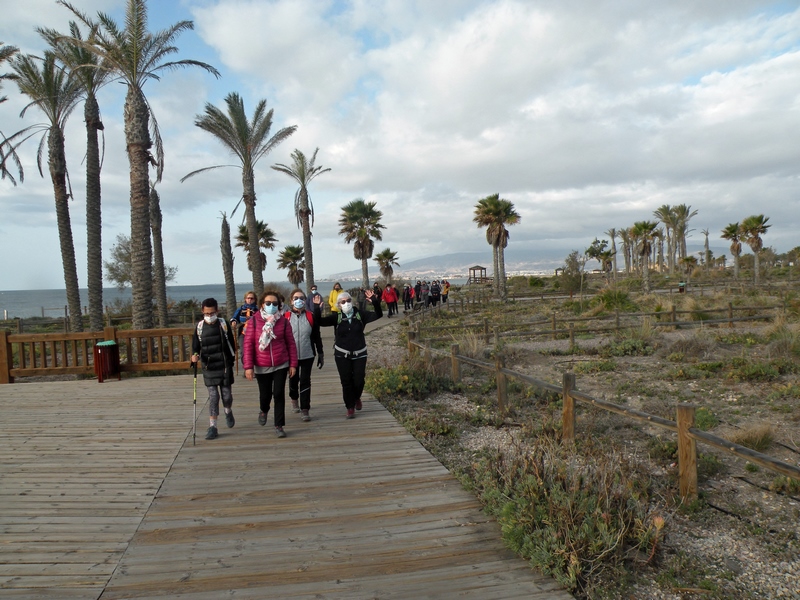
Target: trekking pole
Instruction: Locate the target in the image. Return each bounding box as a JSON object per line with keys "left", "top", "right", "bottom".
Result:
{"left": 192, "top": 361, "right": 198, "bottom": 446}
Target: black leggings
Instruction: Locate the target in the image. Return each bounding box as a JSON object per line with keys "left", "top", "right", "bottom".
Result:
{"left": 255, "top": 368, "right": 288, "bottom": 427}
{"left": 289, "top": 357, "right": 314, "bottom": 410}
{"left": 334, "top": 356, "right": 367, "bottom": 410}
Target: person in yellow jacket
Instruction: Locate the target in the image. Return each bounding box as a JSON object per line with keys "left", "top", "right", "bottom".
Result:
{"left": 328, "top": 282, "right": 343, "bottom": 313}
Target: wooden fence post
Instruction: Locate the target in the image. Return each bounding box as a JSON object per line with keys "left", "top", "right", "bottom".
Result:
{"left": 615, "top": 309, "right": 620, "bottom": 331}
{"left": 677, "top": 404, "right": 698, "bottom": 501}
{"left": 424, "top": 342, "right": 431, "bottom": 367}
{"left": 562, "top": 372, "right": 576, "bottom": 442}
{"left": 451, "top": 343, "right": 461, "bottom": 383}
{"left": 408, "top": 330, "right": 418, "bottom": 356}
{"left": 483, "top": 318, "right": 490, "bottom": 345}
{"left": 671, "top": 305, "right": 677, "bottom": 327}
{"left": 493, "top": 325, "right": 500, "bottom": 349}
{"left": 104, "top": 326, "right": 118, "bottom": 342}
{"left": 495, "top": 352, "right": 507, "bottom": 415}
{"left": 569, "top": 322, "right": 575, "bottom": 351}
{"left": 728, "top": 302, "right": 734, "bottom": 329}
{"left": 0, "top": 330, "right": 13, "bottom": 384}
{"left": 552, "top": 311, "right": 557, "bottom": 340}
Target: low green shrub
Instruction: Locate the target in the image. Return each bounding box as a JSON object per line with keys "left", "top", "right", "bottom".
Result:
{"left": 591, "top": 289, "right": 637, "bottom": 311}
{"left": 600, "top": 339, "right": 653, "bottom": 357}
{"left": 365, "top": 362, "right": 452, "bottom": 401}
{"left": 695, "top": 407, "right": 719, "bottom": 431}
{"left": 573, "top": 359, "right": 616, "bottom": 374}
{"left": 469, "top": 437, "right": 659, "bottom": 596}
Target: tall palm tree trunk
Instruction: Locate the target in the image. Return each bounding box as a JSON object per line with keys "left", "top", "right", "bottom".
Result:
{"left": 220, "top": 214, "right": 237, "bottom": 319}
{"left": 497, "top": 244, "right": 508, "bottom": 301}
{"left": 361, "top": 257, "right": 369, "bottom": 289}
{"left": 491, "top": 245, "right": 500, "bottom": 297}
{"left": 753, "top": 252, "right": 760, "bottom": 285}
{"left": 299, "top": 189, "right": 315, "bottom": 294}
{"left": 242, "top": 170, "right": 264, "bottom": 295}
{"left": 84, "top": 95, "right": 104, "bottom": 331}
{"left": 125, "top": 86, "right": 153, "bottom": 330}
{"left": 733, "top": 252, "right": 739, "bottom": 280}
{"left": 49, "top": 127, "right": 83, "bottom": 332}
{"left": 149, "top": 186, "right": 169, "bottom": 327}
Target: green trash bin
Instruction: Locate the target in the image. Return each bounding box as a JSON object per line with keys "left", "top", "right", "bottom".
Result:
{"left": 94, "top": 340, "right": 120, "bottom": 383}
{"left": 678, "top": 282, "right": 686, "bottom": 294}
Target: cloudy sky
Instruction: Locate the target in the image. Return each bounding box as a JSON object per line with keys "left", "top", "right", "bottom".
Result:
{"left": 1, "top": 0, "right": 798, "bottom": 290}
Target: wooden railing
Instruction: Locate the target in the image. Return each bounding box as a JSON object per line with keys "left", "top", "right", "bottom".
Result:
{"left": 0, "top": 326, "right": 193, "bottom": 384}
{"left": 406, "top": 332, "right": 800, "bottom": 500}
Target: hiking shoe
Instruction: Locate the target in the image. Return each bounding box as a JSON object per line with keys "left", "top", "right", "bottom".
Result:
{"left": 225, "top": 410, "right": 235, "bottom": 428}
{"left": 205, "top": 426, "right": 218, "bottom": 440}
{"left": 355, "top": 398, "right": 363, "bottom": 411}
{"left": 301, "top": 409, "right": 310, "bottom": 422}
{"left": 275, "top": 426, "right": 286, "bottom": 438}
{"left": 258, "top": 412, "right": 267, "bottom": 426}
{"left": 291, "top": 399, "right": 300, "bottom": 413}
{"left": 346, "top": 408, "right": 355, "bottom": 419}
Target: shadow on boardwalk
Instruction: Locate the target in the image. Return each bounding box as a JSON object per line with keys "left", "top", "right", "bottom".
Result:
{"left": 0, "top": 318, "right": 572, "bottom": 600}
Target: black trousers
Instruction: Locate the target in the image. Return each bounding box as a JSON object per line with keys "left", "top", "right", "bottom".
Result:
{"left": 334, "top": 355, "right": 367, "bottom": 410}
{"left": 289, "top": 357, "right": 314, "bottom": 410}
{"left": 255, "top": 368, "right": 288, "bottom": 427}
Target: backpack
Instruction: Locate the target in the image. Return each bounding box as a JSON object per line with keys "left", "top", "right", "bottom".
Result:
{"left": 337, "top": 310, "right": 362, "bottom": 325}
{"left": 196, "top": 319, "right": 235, "bottom": 356}
{"left": 285, "top": 310, "right": 314, "bottom": 327}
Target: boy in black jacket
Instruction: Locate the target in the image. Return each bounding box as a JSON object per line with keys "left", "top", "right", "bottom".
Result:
{"left": 191, "top": 298, "right": 237, "bottom": 440}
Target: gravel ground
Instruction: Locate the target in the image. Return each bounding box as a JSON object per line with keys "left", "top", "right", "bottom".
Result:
{"left": 365, "top": 316, "right": 800, "bottom": 600}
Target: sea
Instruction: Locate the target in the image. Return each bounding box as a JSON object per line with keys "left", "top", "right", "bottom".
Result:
{"left": 0, "top": 279, "right": 468, "bottom": 319}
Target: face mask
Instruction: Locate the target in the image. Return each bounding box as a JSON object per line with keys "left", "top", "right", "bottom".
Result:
{"left": 204, "top": 314, "right": 218, "bottom": 324}
{"left": 341, "top": 301, "right": 353, "bottom": 314}
{"left": 293, "top": 298, "right": 305, "bottom": 310}
{"left": 264, "top": 304, "right": 278, "bottom": 315}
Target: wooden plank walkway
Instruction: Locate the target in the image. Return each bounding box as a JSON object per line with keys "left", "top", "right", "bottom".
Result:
{"left": 0, "top": 324, "right": 572, "bottom": 600}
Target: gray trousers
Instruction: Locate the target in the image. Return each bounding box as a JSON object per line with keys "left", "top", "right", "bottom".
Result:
{"left": 207, "top": 385, "right": 233, "bottom": 417}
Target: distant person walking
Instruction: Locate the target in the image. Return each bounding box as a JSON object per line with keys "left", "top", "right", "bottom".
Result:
{"left": 420, "top": 281, "right": 430, "bottom": 307}
{"left": 382, "top": 283, "right": 399, "bottom": 317}
{"left": 230, "top": 291, "right": 257, "bottom": 364}
{"left": 328, "top": 282, "right": 343, "bottom": 313}
{"left": 242, "top": 291, "right": 298, "bottom": 438}
{"left": 312, "top": 289, "right": 382, "bottom": 419}
{"left": 192, "top": 298, "right": 237, "bottom": 440}
{"left": 284, "top": 288, "right": 324, "bottom": 421}
{"left": 403, "top": 284, "right": 415, "bottom": 311}
{"left": 430, "top": 280, "right": 441, "bottom": 307}
{"left": 441, "top": 280, "right": 450, "bottom": 303}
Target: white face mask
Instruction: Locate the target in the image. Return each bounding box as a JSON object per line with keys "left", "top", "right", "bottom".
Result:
{"left": 264, "top": 303, "right": 278, "bottom": 315}
{"left": 293, "top": 298, "right": 305, "bottom": 310}
{"left": 204, "top": 314, "right": 218, "bottom": 324}
{"left": 340, "top": 301, "right": 353, "bottom": 314}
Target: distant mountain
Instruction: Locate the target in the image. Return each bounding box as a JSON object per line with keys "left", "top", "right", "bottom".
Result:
{"left": 324, "top": 249, "right": 564, "bottom": 280}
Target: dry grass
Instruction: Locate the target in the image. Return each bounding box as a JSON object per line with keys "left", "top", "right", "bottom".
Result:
{"left": 727, "top": 423, "right": 775, "bottom": 452}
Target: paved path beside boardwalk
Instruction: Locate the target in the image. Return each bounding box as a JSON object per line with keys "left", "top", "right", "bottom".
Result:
{"left": 0, "top": 317, "right": 572, "bottom": 600}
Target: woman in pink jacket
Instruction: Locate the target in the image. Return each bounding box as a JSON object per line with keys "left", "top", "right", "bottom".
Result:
{"left": 243, "top": 290, "right": 298, "bottom": 438}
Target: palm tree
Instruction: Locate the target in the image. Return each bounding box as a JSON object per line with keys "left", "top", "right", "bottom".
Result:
{"left": 61, "top": 0, "right": 220, "bottom": 329}
{"left": 701, "top": 229, "right": 711, "bottom": 272}
{"left": 473, "top": 194, "right": 521, "bottom": 301}
{"left": 219, "top": 213, "right": 236, "bottom": 317}
{"left": 338, "top": 199, "right": 385, "bottom": 288}
{"left": 631, "top": 220, "right": 658, "bottom": 293}
{"left": 183, "top": 92, "right": 295, "bottom": 296}
{"left": 271, "top": 148, "right": 330, "bottom": 294}
{"left": 653, "top": 205, "right": 675, "bottom": 274}
{"left": 149, "top": 183, "right": 168, "bottom": 327}
{"left": 617, "top": 227, "right": 632, "bottom": 275}
{"left": 672, "top": 204, "right": 698, "bottom": 264}
{"left": 374, "top": 248, "right": 400, "bottom": 284}
{"left": 721, "top": 222, "right": 743, "bottom": 280}
{"left": 604, "top": 227, "right": 617, "bottom": 285}
{"left": 8, "top": 52, "right": 84, "bottom": 331}
{"left": 0, "top": 42, "right": 22, "bottom": 184}
{"left": 741, "top": 214, "right": 771, "bottom": 285}
{"left": 277, "top": 245, "right": 305, "bottom": 286}
{"left": 39, "top": 22, "right": 110, "bottom": 332}
{"left": 235, "top": 221, "right": 277, "bottom": 272}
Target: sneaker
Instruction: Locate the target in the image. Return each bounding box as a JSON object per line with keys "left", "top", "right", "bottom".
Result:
{"left": 346, "top": 408, "right": 355, "bottom": 419}
{"left": 291, "top": 399, "right": 300, "bottom": 413}
{"left": 225, "top": 410, "right": 235, "bottom": 428}
{"left": 275, "top": 426, "right": 286, "bottom": 438}
{"left": 301, "top": 409, "right": 310, "bottom": 422}
{"left": 355, "top": 399, "right": 363, "bottom": 411}
{"left": 258, "top": 412, "right": 267, "bottom": 426}
{"left": 205, "top": 426, "right": 218, "bottom": 440}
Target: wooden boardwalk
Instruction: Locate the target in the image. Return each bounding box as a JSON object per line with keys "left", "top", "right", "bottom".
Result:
{"left": 0, "top": 327, "right": 571, "bottom": 599}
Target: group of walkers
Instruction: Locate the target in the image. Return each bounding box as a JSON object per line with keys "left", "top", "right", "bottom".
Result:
{"left": 191, "top": 285, "right": 382, "bottom": 441}
{"left": 402, "top": 279, "right": 450, "bottom": 311}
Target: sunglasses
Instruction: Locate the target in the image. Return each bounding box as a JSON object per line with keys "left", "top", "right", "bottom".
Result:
{"left": 263, "top": 301, "right": 279, "bottom": 307}
{"left": 292, "top": 296, "right": 305, "bottom": 301}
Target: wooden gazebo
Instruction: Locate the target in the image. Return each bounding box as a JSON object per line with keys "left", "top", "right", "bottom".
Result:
{"left": 467, "top": 265, "right": 489, "bottom": 284}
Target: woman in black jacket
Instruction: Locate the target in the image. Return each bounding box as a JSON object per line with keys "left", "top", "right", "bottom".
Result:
{"left": 312, "top": 289, "right": 382, "bottom": 418}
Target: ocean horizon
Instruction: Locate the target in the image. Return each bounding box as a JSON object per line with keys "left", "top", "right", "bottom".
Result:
{"left": 0, "top": 278, "right": 468, "bottom": 319}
